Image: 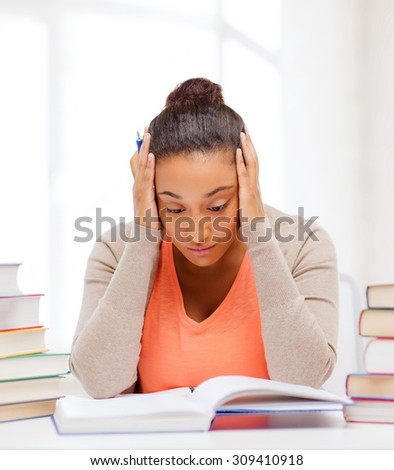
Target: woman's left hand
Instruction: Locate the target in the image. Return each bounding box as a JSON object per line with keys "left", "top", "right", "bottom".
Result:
{"left": 236, "top": 130, "right": 266, "bottom": 227}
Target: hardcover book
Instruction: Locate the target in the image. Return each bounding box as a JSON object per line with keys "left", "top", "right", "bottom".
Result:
{"left": 344, "top": 398, "right": 394, "bottom": 424}
{"left": 53, "top": 375, "right": 352, "bottom": 434}
{"left": 364, "top": 339, "right": 394, "bottom": 374}
{"left": 0, "top": 294, "right": 44, "bottom": 331}
{"left": 0, "top": 352, "right": 70, "bottom": 381}
{"left": 0, "top": 263, "right": 23, "bottom": 296}
{"left": 366, "top": 284, "right": 394, "bottom": 309}
{"left": 346, "top": 373, "right": 394, "bottom": 399}
{"left": 0, "top": 399, "right": 58, "bottom": 423}
{"left": 0, "top": 376, "right": 64, "bottom": 406}
{"left": 359, "top": 309, "right": 394, "bottom": 337}
{"left": 0, "top": 327, "right": 48, "bottom": 358}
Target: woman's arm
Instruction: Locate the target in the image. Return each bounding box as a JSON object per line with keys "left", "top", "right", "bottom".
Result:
{"left": 69, "top": 222, "right": 163, "bottom": 398}
{"left": 240, "top": 215, "right": 339, "bottom": 389}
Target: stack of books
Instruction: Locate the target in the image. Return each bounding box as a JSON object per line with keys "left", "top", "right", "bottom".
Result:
{"left": 0, "top": 263, "right": 70, "bottom": 423}
{"left": 344, "top": 283, "right": 394, "bottom": 424}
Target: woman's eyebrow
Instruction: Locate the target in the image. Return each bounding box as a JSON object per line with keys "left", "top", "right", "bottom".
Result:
{"left": 158, "top": 185, "right": 234, "bottom": 200}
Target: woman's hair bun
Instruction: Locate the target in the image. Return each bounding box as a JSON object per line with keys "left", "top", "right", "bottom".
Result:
{"left": 149, "top": 77, "right": 245, "bottom": 157}
{"left": 165, "top": 77, "right": 225, "bottom": 107}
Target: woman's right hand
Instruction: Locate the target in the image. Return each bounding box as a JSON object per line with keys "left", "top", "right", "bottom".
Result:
{"left": 130, "top": 131, "right": 162, "bottom": 231}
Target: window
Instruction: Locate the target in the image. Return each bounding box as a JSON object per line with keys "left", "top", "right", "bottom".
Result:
{"left": 0, "top": 0, "right": 282, "bottom": 349}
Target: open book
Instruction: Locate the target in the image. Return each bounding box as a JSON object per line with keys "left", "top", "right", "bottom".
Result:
{"left": 53, "top": 375, "right": 352, "bottom": 434}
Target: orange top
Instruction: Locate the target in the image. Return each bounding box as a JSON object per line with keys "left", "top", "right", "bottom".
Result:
{"left": 137, "top": 239, "right": 270, "bottom": 393}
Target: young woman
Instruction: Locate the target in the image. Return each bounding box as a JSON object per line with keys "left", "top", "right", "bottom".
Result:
{"left": 70, "top": 78, "right": 339, "bottom": 399}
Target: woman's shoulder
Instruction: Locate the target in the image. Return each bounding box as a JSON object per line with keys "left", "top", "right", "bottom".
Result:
{"left": 92, "top": 221, "right": 131, "bottom": 261}
{"left": 93, "top": 220, "right": 162, "bottom": 264}
{"left": 263, "top": 203, "right": 334, "bottom": 246}
{"left": 238, "top": 203, "right": 336, "bottom": 273}
{"left": 261, "top": 203, "right": 337, "bottom": 270}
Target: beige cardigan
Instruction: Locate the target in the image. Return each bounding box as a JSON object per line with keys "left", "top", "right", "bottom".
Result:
{"left": 70, "top": 204, "right": 339, "bottom": 398}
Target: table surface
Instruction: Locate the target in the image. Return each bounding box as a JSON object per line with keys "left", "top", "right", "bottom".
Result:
{"left": 1, "top": 375, "right": 394, "bottom": 450}
{"left": 1, "top": 411, "right": 394, "bottom": 450}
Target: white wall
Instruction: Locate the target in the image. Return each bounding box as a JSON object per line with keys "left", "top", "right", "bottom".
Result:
{"left": 2, "top": 0, "right": 394, "bottom": 348}
{"left": 0, "top": 1, "right": 284, "bottom": 349}
{"left": 364, "top": 0, "right": 394, "bottom": 286}
{"left": 281, "top": 0, "right": 394, "bottom": 293}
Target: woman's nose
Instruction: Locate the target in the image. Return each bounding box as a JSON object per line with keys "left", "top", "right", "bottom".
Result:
{"left": 190, "top": 215, "right": 212, "bottom": 243}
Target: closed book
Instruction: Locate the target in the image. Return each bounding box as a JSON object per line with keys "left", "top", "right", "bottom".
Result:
{"left": 346, "top": 373, "right": 394, "bottom": 399}
{"left": 0, "top": 294, "right": 43, "bottom": 331}
{"left": 366, "top": 284, "right": 394, "bottom": 309}
{"left": 0, "top": 352, "right": 70, "bottom": 381}
{"left": 0, "top": 327, "right": 48, "bottom": 358}
{"left": 364, "top": 339, "right": 394, "bottom": 374}
{"left": 359, "top": 309, "right": 394, "bottom": 337}
{"left": 0, "top": 399, "right": 57, "bottom": 423}
{"left": 0, "top": 263, "right": 22, "bottom": 296}
{"left": 53, "top": 375, "right": 351, "bottom": 434}
{"left": 344, "top": 397, "right": 394, "bottom": 424}
{"left": 0, "top": 376, "right": 63, "bottom": 406}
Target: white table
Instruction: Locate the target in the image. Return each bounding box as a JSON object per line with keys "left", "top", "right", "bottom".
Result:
{"left": 1, "top": 375, "right": 394, "bottom": 450}
{"left": 1, "top": 407, "right": 394, "bottom": 450}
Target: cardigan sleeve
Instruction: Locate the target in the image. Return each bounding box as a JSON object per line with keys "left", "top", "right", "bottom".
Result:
{"left": 240, "top": 216, "right": 339, "bottom": 388}
{"left": 69, "top": 222, "right": 163, "bottom": 398}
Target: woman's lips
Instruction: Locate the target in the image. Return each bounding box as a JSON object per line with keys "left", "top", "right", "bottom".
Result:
{"left": 187, "top": 245, "right": 216, "bottom": 255}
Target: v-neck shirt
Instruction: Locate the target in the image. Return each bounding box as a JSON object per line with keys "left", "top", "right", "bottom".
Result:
{"left": 137, "top": 238, "right": 269, "bottom": 393}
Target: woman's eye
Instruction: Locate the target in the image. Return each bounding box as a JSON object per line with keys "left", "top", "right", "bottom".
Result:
{"left": 165, "top": 203, "right": 228, "bottom": 215}
{"left": 166, "top": 208, "right": 183, "bottom": 214}
{"left": 209, "top": 203, "right": 228, "bottom": 212}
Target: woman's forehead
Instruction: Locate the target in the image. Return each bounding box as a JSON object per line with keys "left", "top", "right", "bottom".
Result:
{"left": 155, "top": 153, "right": 236, "bottom": 198}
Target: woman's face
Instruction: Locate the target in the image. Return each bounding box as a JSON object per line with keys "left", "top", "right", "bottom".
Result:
{"left": 155, "top": 149, "right": 241, "bottom": 268}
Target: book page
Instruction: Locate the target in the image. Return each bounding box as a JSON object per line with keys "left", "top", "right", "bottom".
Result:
{"left": 57, "top": 387, "right": 205, "bottom": 421}
{"left": 190, "top": 375, "right": 352, "bottom": 413}
{"left": 217, "top": 395, "right": 344, "bottom": 413}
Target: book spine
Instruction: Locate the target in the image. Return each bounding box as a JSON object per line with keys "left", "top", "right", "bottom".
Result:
{"left": 358, "top": 309, "right": 365, "bottom": 336}
{"left": 351, "top": 396, "right": 394, "bottom": 403}
{"left": 0, "top": 325, "right": 44, "bottom": 333}
{"left": 345, "top": 373, "right": 351, "bottom": 395}
{"left": 344, "top": 412, "right": 394, "bottom": 425}
{"left": 366, "top": 286, "right": 370, "bottom": 309}
{"left": 0, "top": 293, "right": 45, "bottom": 299}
